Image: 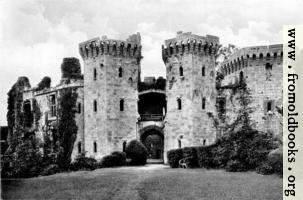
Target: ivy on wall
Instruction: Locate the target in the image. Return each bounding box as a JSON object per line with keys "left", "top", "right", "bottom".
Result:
{"left": 6, "top": 77, "right": 31, "bottom": 148}
{"left": 56, "top": 88, "right": 78, "bottom": 169}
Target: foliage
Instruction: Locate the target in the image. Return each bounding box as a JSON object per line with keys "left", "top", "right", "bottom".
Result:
{"left": 256, "top": 162, "right": 274, "bottom": 175}
{"left": 6, "top": 76, "right": 31, "bottom": 147}
{"left": 167, "top": 149, "right": 183, "bottom": 168}
{"left": 267, "top": 148, "right": 283, "bottom": 176}
{"left": 182, "top": 147, "right": 198, "bottom": 168}
{"left": 41, "top": 164, "right": 60, "bottom": 176}
{"left": 225, "top": 160, "right": 247, "bottom": 172}
{"left": 196, "top": 145, "right": 215, "bottom": 168}
{"left": 2, "top": 137, "right": 43, "bottom": 178}
{"left": 57, "top": 88, "right": 78, "bottom": 169}
{"left": 111, "top": 151, "right": 127, "bottom": 166}
{"left": 61, "top": 57, "right": 82, "bottom": 79}
{"left": 70, "top": 153, "right": 97, "bottom": 171}
{"left": 100, "top": 151, "right": 127, "bottom": 168}
{"left": 32, "top": 99, "right": 41, "bottom": 129}
{"left": 125, "top": 140, "right": 147, "bottom": 165}
{"left": 36, "top": 76, "right": 51, "bottom": 91}
{"left": 138, "top": 77, "right": 166, "bottom": 91}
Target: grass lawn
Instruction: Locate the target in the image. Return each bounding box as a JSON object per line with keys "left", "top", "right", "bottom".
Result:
{"left": 1, "top": 164, "right": 282, "bottom": 200}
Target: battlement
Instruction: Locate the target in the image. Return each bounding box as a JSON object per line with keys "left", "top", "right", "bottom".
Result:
{"left": 162, "top": 31, "right": 220, "bottom": 63}
{"left": 219, "top": 44, "right": 283, "bottom": 76}
{"left": 79, "top": 33, "right": 142, "bottom": 60}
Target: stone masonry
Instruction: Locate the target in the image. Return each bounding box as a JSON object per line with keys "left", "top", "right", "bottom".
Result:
{"left": 15, "top": 31, "right": 282, "bottom": 162}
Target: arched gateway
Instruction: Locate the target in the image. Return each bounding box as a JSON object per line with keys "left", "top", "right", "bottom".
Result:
{"left": 139, "top": 125, "right": 164, "bottom": 159}
{"left": 137, "top": 77, "right": 166, "bottom": 161}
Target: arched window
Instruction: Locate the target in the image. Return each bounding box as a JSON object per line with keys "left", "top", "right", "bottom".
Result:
{"left": 202, "top": 66, "right": 205, "bottom": 76}
{"left": 179, "top": 66, "right": 183, "bottom": 76}
{"left": 123, "top": 141, "right": 127, "bottom": 152}
{"left": 94, "top": 68, "right": 97, "bottom": 80}
{"left": 203, "top": 139, "right": 206, "bottom": 146}
{"left": 177, "top": 98, "right": 182, "bottom": 110}
{"left": 178, "top": 139, "right": 182, "bottom": 148}
{"left": 120, "top": 99, "right": 124, "bottom": 111}
{"left": 78, "top": 142, "right": 81, "bottom": 153}
{"left": 202, "top": 98, "right": 206, "bottom": 109}
{"left": 128, "top": 77, "right": 133, "bottom": 86}
{"left": 119, "top": 67, "right": 123, "bottom": 77}
{"left": 252, "top": 54, "right": 256, "bottom": 60}
{"left": 265, "top": 63, "right": 272, "bottom": 70}
{"left": 93, "top": 141, "right": 97, "bottom": 153}
{"left": 94, "top": 100, "right": 97, "bottom": 112}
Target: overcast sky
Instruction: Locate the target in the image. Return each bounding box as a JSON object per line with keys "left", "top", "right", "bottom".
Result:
{"left": 0, "top": 0, "right": 303, "bottom": 125}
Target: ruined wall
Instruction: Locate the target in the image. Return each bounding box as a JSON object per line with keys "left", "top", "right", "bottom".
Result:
{"left": 22, "top": 79, "right": 84, "bottom": 161}
{"left": 162, "top": 32, "right": 220, "bottom": 160}
{"left": 218, "top": 45, "right": 283, "bottom": 136}
{"left": 79, "top": 33, "right": 141, "bottom": 159}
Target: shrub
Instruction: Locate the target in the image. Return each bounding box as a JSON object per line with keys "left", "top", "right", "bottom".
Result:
{"left": 41, "top": 164, "right": 60, "bottom": 176}
{"left": 100, "top": 155, "right": 117, "bottom": 168}
{"left": 196, "top": 146, "right": 214, "bottom": 168}
{"left": 125, "top": 140, "right": 148, "bottom": 165}
{"left": 100, "top": 151, "right": 126, "bottom": 168}
{"left": 182, "top": 147, "right": 198, "bottom": 168}
{"left": 167, "top": 149, "right": 183, "bottom": 168}
{"left": 111, "top": 151, "right": 127, "bottom": 166}
{"left": 70, "top": 154, "right": 97, "bottom": 171}
{"left": 226, "top": 160, "right": 247, "bottom": 172}
{"left": 268, "top": 147, "right": 283, "bottom": 175}
{"left": 256, "top": 162, "right": 274, "bottom": 175}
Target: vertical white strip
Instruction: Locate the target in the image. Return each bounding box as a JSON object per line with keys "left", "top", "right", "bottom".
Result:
{"left": 283, "top": 25, "right": 303, "bottom": 199}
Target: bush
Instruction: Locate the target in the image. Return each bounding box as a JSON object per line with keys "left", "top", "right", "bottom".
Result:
{"left": 256, "top": 162, "right": 274, "bottom": 175}
{"left": 100, "top": 151, "right": 126, "bottom": 168}
{"left": 226, "top": 160, "right": 247, "bottom": 172}
{"left": 182, "top": 147, "right": 198, "bottom": 168}
{"left": 111, "top": 151, "right": 127, "bottom": 166}
{"left": 196, "top": 146, "right": 214, "bottom": 168}
{"left": 100, "top": 155, "right": 117, "bottom": 168}
{"left": 70, "top": 154, "right": 97, "bottom": 171}
{"left": 125, "top": 140, "right": 148, "bottom": 165}
{"left": 41, "top": 164, "right": 60, "bottom": 176}
{"left": 167, "top": 149, "right": 183, "bottom": 168}
{"left": 268, "top": 148, "right": 283, "bottom": 175}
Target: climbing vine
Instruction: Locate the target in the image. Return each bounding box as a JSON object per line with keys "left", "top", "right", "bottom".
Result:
{"left": 56, "top": 88, "right": 78, "bottom": 169}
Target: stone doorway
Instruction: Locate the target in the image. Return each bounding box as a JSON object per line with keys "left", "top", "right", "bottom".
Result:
{"left": 140, "top": 128, "right": 164, "bottom": 160}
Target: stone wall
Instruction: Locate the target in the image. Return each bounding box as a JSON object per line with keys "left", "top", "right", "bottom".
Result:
{"left": 22, "top": 79, "right": 84, "bottom": 161}
{"left": 218, "top": 45, "right": 283, "bottom": 136}
{"left": 79, "top": 33, "right": 141, "bottom": 160}
{"left": 162, "top": 32, "right": 220, "bottom": 161}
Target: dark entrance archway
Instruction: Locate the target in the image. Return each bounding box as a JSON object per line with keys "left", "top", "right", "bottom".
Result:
{"left": 140, "top": 126, "right": 164, "bottom": 160}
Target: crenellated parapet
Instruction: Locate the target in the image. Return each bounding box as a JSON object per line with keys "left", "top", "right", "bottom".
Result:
{"left": 162, "top": 31, "right": 220, "bottom": 63}
{"left": 79, "top": 33, "right": 142, "bottom": 61}
{"left": 219, "top": 44, "right": 283, "bottom": 76}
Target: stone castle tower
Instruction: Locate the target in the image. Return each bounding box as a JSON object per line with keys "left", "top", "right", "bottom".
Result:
{"left": 162, "top": 31, "right": 220, "bottom": 154}
{"left": 79, "top": 33, "right": 142, "bottom": 159}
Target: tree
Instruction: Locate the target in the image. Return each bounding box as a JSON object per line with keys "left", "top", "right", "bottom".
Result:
{"left": 56, "top": 88, "right": 78, "bottom": 169}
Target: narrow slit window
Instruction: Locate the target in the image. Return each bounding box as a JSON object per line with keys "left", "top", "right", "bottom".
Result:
{"left": 119, "top": 67, "right": 123, "bottom": 77}
{"left": 94, "top": 141, "right": 97, "bottom": 153}
{"left": 94, "top": 68, "right": 97, "bottom": 80}
{"left": 177, "top": 98, "right": 182, "bottom": 110}
{"left": 94, "top": 100, "right": 97, "bottom": 112}
{"left": 120, "top": 99, "right": 124, "bottom": 111}
{"left": 202, "top": 66, "right": 205, "bottom": 76}
{"left": 179, "top": 66, "right": 183, "bottom": 76}
{"left": 78, "top": 142, "right": 81, "bottom": 153}
{"left": 202, "top": 98, "right": 206, "bottom": 110}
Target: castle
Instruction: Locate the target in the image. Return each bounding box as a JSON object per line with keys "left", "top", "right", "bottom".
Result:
{"left": 16, "top": 31, "right": 282, "bottom": 163}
